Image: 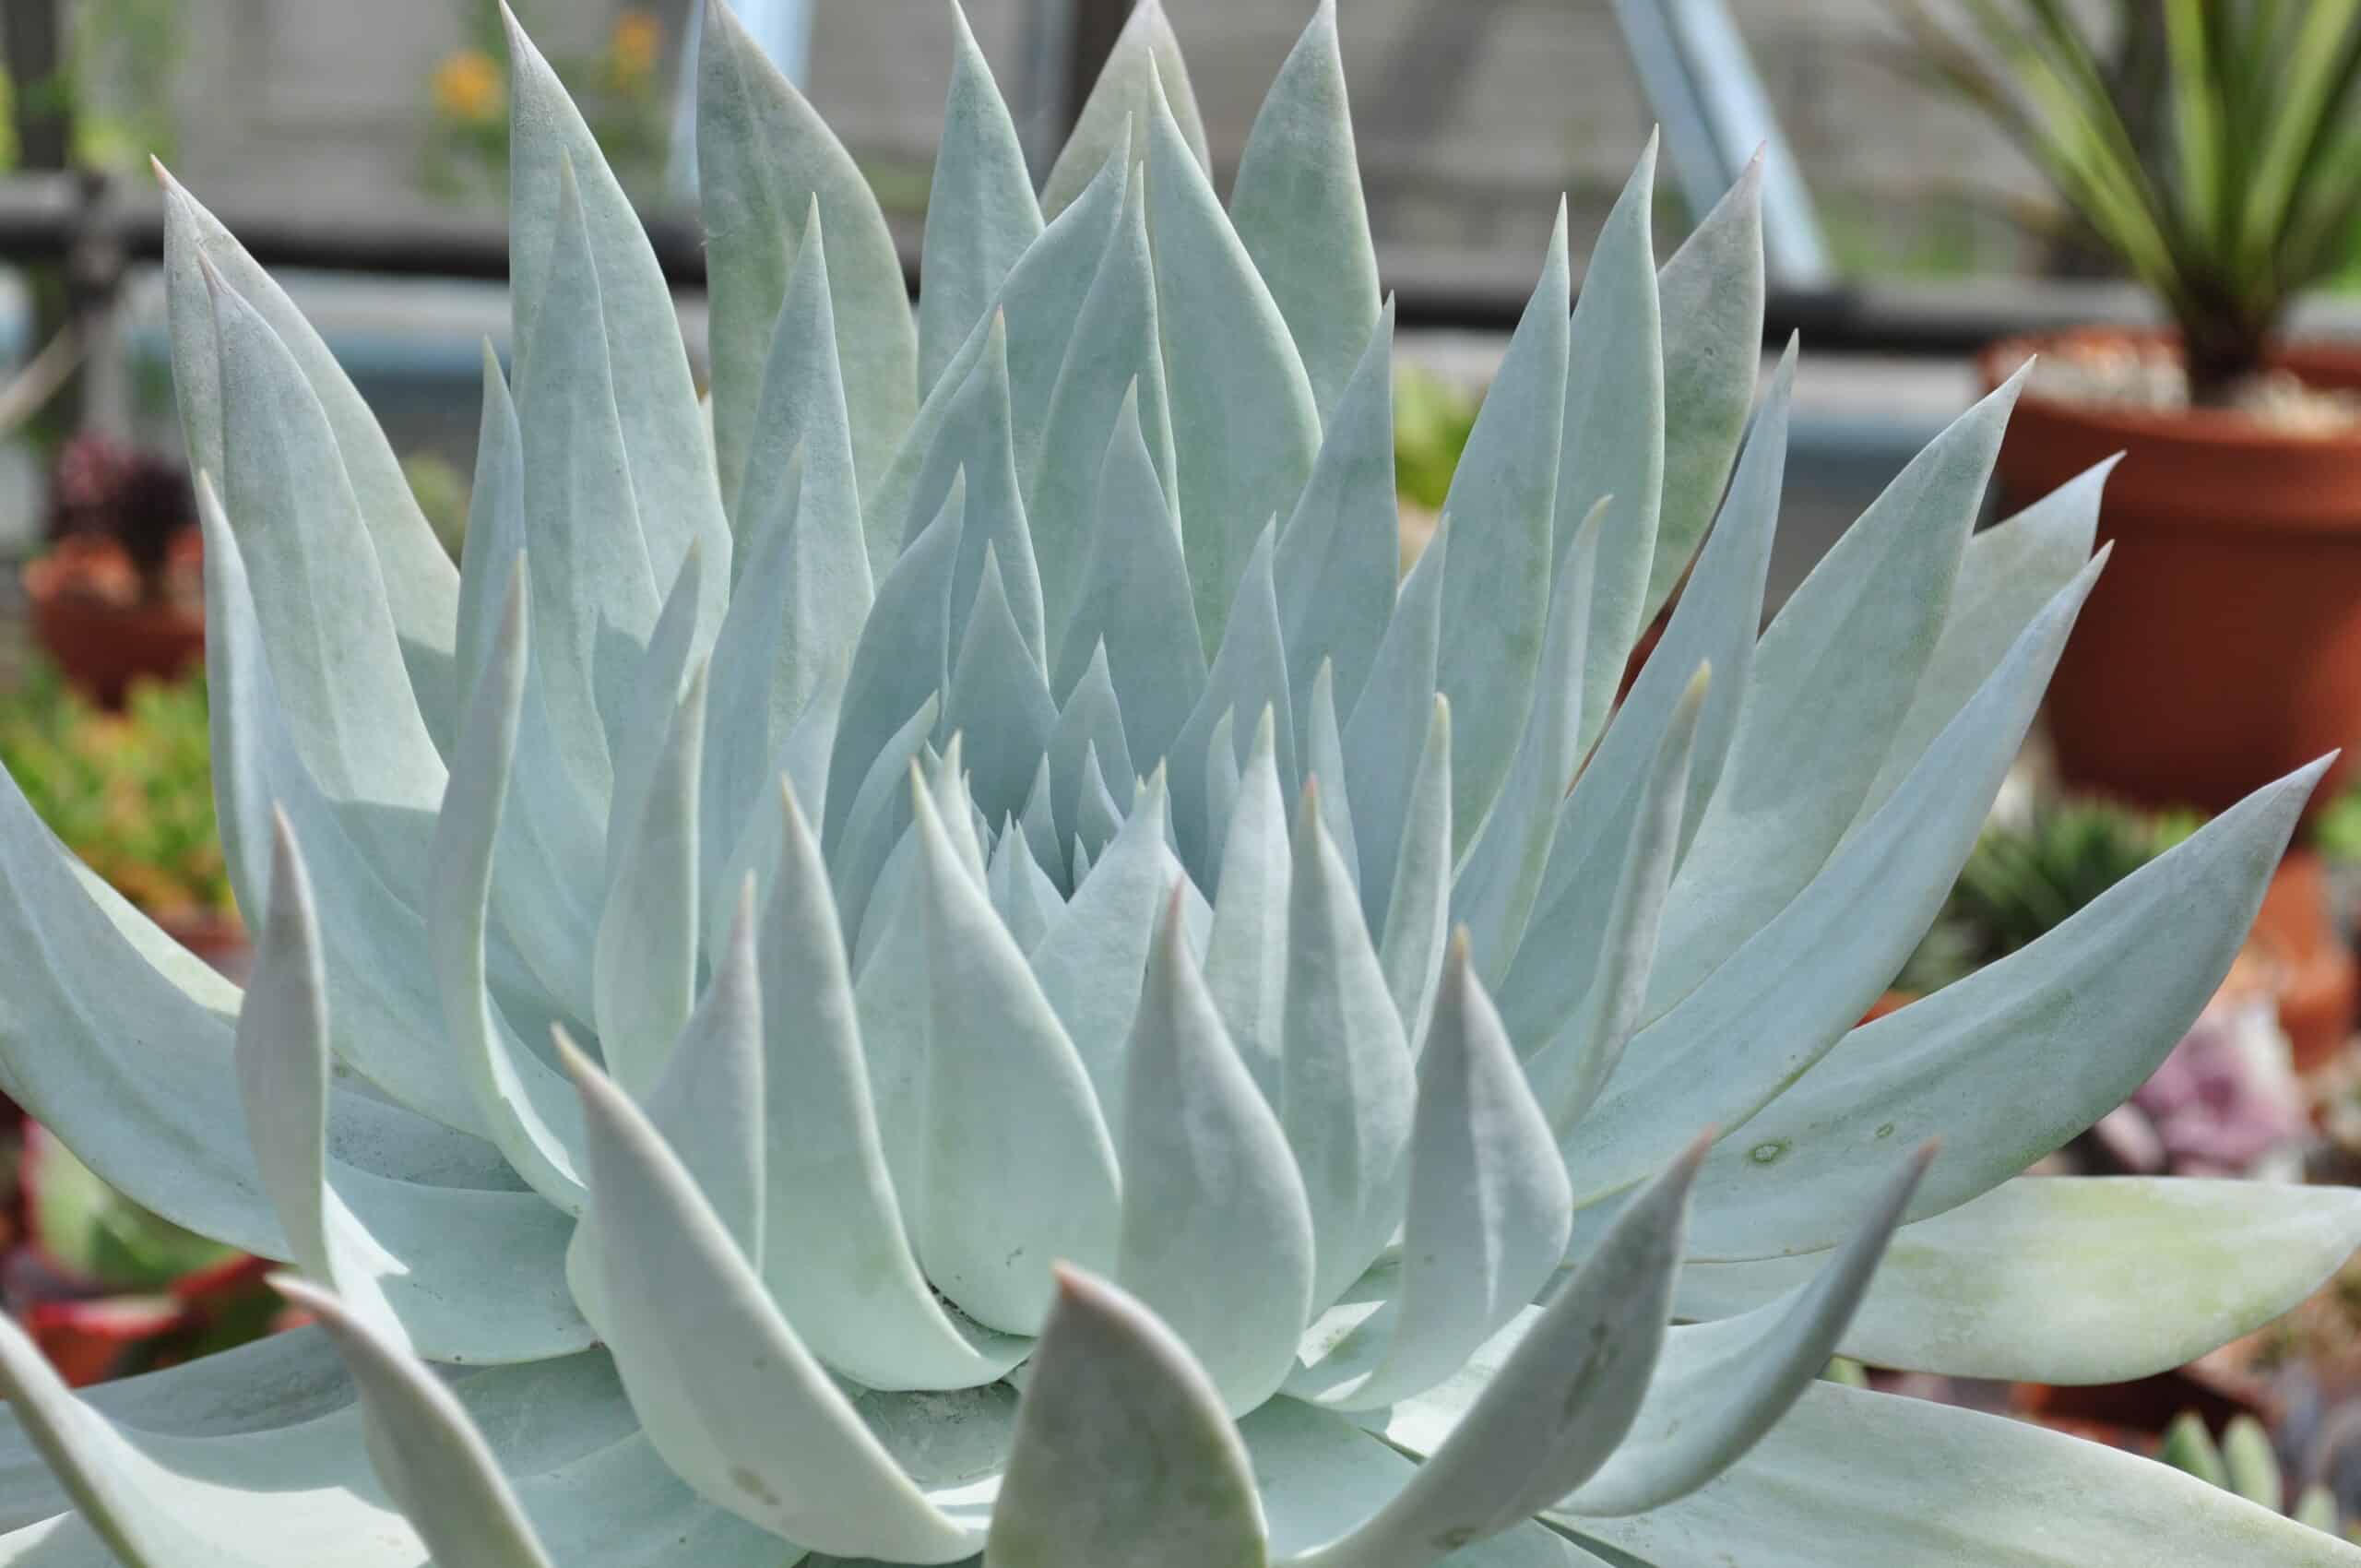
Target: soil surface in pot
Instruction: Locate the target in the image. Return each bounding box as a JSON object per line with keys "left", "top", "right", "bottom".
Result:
{"left": 1999, "top": 336, "right": 2361, "bottom": 434}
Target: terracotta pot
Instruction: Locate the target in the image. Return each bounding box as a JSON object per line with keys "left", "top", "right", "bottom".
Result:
{"left": 2248, "top": 850, "right": 2358, "bottom": 1073}
{"left": 21, "top": 546, "right": 204, "bottom": 707}
{"left": 1980, "top": 329, "right": 2361, "bottom": 822}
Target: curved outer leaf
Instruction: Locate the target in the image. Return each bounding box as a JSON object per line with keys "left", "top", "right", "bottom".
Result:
{"left": 273, "top": 1278, "right": 557, "bottom": 1568}
{"left": 1375, "top": 695, "right": 1452, "bottom": 1036}
{"left": 160, "top": 171, "right": 460, "bottom": 751}
{"left": 1562, "top": 557, "right": 2103, "bottom": 1212}
{"left": 1642, "top": 369, "right": 2026, "bottom": 1016}
{"left": 1678, "top": 1177, "right": 2361, "bottom": 1387}
{"left": 1145, "top": 73, "right": 1323, "bottom": 654}
{"left": 944, "top": 547, "right": 1060, "bottom": 824}
{"left": 755, "top": 780, "right": 1028, "bottom": 1390}
{"left": 1030, "top": 770, "right": 1177, "bottom": 1114}
{"left": 1571, "top": 1381, "right": 2361, "bottom": 1568}
{"left": 593, "top": 663, "right": 707, "bottom": 1098}
{"left": 913, "top": 780, "right": 1122, "bottom": 1334}
{"left": 1275, "top": 302, "right": 1398, "bottom": 732}
{"left": 1643, "top": 156, "right": 1764, "bottom": 626}
{"left": 1032, "top": 168, "right": 1179, "bottom": 659}
{"left": 919, "top": 0, "right": 1043, "bottom": 395}
{"left": 1229, "top": 0, "right": 1381, "bottom": 421}
{"left": 207, "top": 267, "right": 445, "bottom": 883}
{"left": 985, "top": 1269, "right": 1264, "bottom": 1568}
{"left": 505, "top": 15, "right": 729, "bottom": 630}
{"left": 1496, "top": 348, "right": 1792, "bottom": 1053}
{"left": 1204, "top": 707, "right": 1292, "bottom": 1104}
{"left": 1563, "top": 1143, "right": 1932, "bottom": 1517}
{"left": 1678, "top": 757, "right": 2321, "bottom": 1259}
{"left": 1557, "top": 143, "right": 1664, "bottom": 748}
{"left": 698, "top": 0, "right": 914, "bottom": 510}
{"left": 1047, "top": 642, "right": 1138, "bottom": 853}
{"left": 641, "top": 885, "right": 766, "bottom": 1265}
{"left": 1052, "top": 383, "right": 1207, "bottom": 772}
{"left": 1285, "top": 786, "right": 1416, "bottom": 1313}
{"left": 836, "top": 695, "right": 946, "bottom": 956}
{"left": 1293, "top": 935, "right": 1571, "bottom": 1412}
{"left": 1434, "top": 207, "right": 1568, "bottom": 844}
{"left": 564, "top": 1038, "right": 980, "bottom": 1562}
{"left": 1038, "top": 0, "right": 1210, "bottom": 217}
{"left": 430, "top": 569, "right": 588, "bottom": 1213}
{"left": 1342, "top": 516, "right": 1448, "bottom": 930}
{"left": 1118, "top": 890, "right": 1316, "bottom": 1415}
{"left": 1319, "top": 1140, "right": 1708, "bottom": 1568}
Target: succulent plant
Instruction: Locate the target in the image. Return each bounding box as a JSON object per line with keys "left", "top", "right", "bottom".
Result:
{"left": 0, "top": 2, "right": 2355, "bottom": 1563}
{"left": 2161, "top": 1411, "right": 2347, "bottom": 1538}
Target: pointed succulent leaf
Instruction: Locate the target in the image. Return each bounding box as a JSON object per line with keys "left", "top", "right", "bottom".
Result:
{"left": 1031, "top": 770, "right": 1177, "bottom": 1113}
{"left": 608, "top": 547, "right": 709, "bottom": 897}
{"left": 1048, "top": 641, "right": 1138, "bottom": 850}
{"left": 1171, "top": 522, "right": 1296, "bottom": 877}
{"left": 594, "top": 664, "right": 707, "bottom": 1097}
{"left": 1343, "top": 515, "right": 1448, "bottom": 926}
{"left": 698, "top": 0, "right": 914, "bottom": 506}
{"left": 1204, "top": 707, "right": 1292, "bottom": 1104}
{"left": 944, "top": 546, "right": 1061, "bottom": 823}
{"left": 1375, "top": 695, "right": 1453, "bottom": 1036}
{"left": 920, "top": 1, "right": 1044, "bottom": 394}
{"left": 1303, "top": 661, "right": 1358, "bottom": 894}
{"left": 1039, "top": 0, "right": 1210, "bottom": 215}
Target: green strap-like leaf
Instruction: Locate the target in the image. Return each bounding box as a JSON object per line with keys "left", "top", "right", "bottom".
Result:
{"left": 697, "top": 0, "right": 914, "bottom": 510}
{"left": 1229, "top": 0, "right": 1381, "bottom": 421}
{"left": 920, "top": 1, "right": 1045, "bottom": 395}
{"left": 1434, "top": 208, "right": 1570, "bottom": 845}
{"left": 1038, "top": 0, "right": 1211, "bottom": 216}
{"left": 987, "top": 1273, "right": 1264, "bottom": 1568}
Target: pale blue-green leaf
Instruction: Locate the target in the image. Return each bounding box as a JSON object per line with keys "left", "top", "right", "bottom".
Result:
{"left": 1304, "top": 661, "right": 1358, "bottom": 896}
{"left": 1050, "top": 381, "right": 1206, "bottom": 769}
{"left": 1848, "top": 458, "right": 2111, "bottom": 831}
{"left": 1320, "top": 1142, "right": 1704, "bottom": 1568}
{"left": 594, "top": 664, "right": 707, "bottom": 1098}
{"left": 1242, "top": 1400, "right": 1590, "bottom": 1568}
{"left": 208, "top": 266, "right": 445, "bottom": 887}
{"left": 1229, "top": 0, "right": 1379, "bottom": 421}
{"left": 915, "top": 783, "right": 1122, "bottom": 1333}
{"left": 754, "top": 780, "right": 1029, "bottom": 1388}
{"left": 1495, "top": 347, "right": 1792, "bottom": 1051}
{"left": 1525, "top": 666, "right": 1705, "bottom": 1136}
{"left": 1072, "top": 748, "right": 1124, "bottom": 884}
{"left": 1376, "top": 695, "right": 1453, "bottom": 1036}
{"left": 1452, "top": 499, "right": 1601, "bottom": 983}
{"left": 1171, "top": 522, "right": 1296, "bottom": 878}
{"left": 1563, "top": 1144, "right": 1931, "bottom": 1517}
{"left": 868, "top": 137, "right": 1130, "bottom": 575}
{"left": 429, "top": 570, "right": 588, "bottom": 1213}
{"left": 1571, "top": 1381, "right": 2361, "bottom": 1567}
{"left": 836, "top": 695, "right": 944, "bottom": 954}
{"left": 564, "top": 1037, "right": 980, "bottom": 1561}
{"left": 273, "top": 1277, "right": 557, "bottom": 1568}
{"left": 1286, "top": 787, "right": 1415, "bottom": 1312}
{"left": 825, "top": 475, "right": 963, "bottom": 854}
{"left": 1559, "top": 144, "right": 1663, "bottom": 745}
{"left": 641, "top": 885, "right": 765, "bottom": 1264}
{"left": 1562, "top": 558, "right": 2101, "bottom": 1211}
{"left": 513, "top": 157, "right": 659, "bottom": 806}
{"left": 238, "top": 817, "right": 404, "bottom": 1345}
{"left": 160, "top": 171, "right": 459, "bottom": 749}
{"left": 945, "top": 546, "right": 1061, "bottom": 823}
{"left": 607, "top": 547, "right": 707, "bottom": 897}
{"left": 1038, "top": 0, "right": 1210, "bottom": 216}
{"left": 1048, "top": 641, "right": 1138, "bottom": 852}
{"left": 990, "top": 819, "right": 1063, "bottom": 956}
{"left": 1643, "top": 369, "right": 2025, "bottom": 1016}
{"left": 1032, "top": 769, "right": 1176, "bottom": 1115}
{"left": 1678, "top": 757, "right": 2317, "bottom": 1260}
{"left": 1118, "top": 891, "right": 1316, "bottom": 1414}
{"left": 1678, "top": 1176, "right": 2361, "bottom": 1388}
{"left": 920, "top": 1, "right": 1043, "bottom": 394}
{"left": 1642, "top": 157, "right": 1764, "bottom": 626}
{"left": 985, "top": 1268, "right": 1262, "bottom": 1568}
{"left": 927, "top": 733, "right": 991, "bottom": 889}
{"left": 505, "top": 21, "right": 728, "bottom": 634}
{"left": 1146, "top": 76, "right": 1323, "bottom": 652}
{"left": 1435, "top": 209, "right": 1569, "bottom": 843}
{"left": 696, "top": 0, "right": 913, "bottom": 509}
{"left": 895, "top": 316, "right": 1049, "bottom": 672}
{"left": 1203, "top": 707, "right": 1243, "bottom": 875}
{"left": 1018, "top": 751, "right": 1067, "bottom": 890}
{"left": 1031, "top": 171, "right": 1178, "bottom": 658}
{"left": 1292, "top": 937, "right": 1570, "bottom": 1413}
{"left": 1275, "top": 302, "right": 1397, "bottom": 729}
{"left": 454, "top": 349, "right": 602, "bottom": 1018}
{"left": 1204, "top": 707, "right": 1291, "bottom": 1105}
{"left": 1343, "top": 515, "right": 1449, "bottom": 927}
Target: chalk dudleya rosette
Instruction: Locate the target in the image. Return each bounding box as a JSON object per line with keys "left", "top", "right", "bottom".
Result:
{"left": 0, "top": 3, "right": 2354, "bottom": 1565}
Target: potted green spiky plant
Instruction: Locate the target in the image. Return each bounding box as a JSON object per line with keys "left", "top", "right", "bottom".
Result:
{"left": 1901, "top": 1, "right": 2361, "bottom": 821}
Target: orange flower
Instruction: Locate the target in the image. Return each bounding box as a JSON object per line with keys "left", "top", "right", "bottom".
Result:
{"left": 611, "top": 10, "right": 661, "bottom": 81}
{"left": 432, "top": 49, "right": 504, "bottom": 125}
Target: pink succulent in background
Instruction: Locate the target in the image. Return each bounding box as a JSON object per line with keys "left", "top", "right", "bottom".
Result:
{"left": 2097, "top": 997, "right": 2312, "bottom": 1177}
